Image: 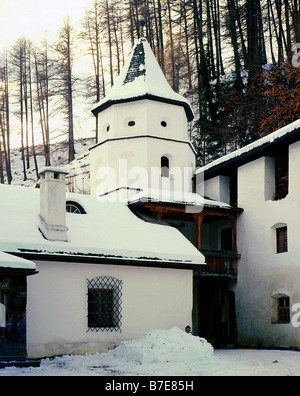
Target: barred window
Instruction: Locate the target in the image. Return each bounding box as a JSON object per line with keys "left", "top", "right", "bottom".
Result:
{"left": 87, "top": 276, "right": 122, "bottom": 332}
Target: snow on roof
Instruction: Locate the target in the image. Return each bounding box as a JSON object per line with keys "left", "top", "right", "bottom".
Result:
{"left": 128, "top": 187, "right": 232, "bottom": 210}
{"left": 195, "top": 118, "right": 300, "bottom": 175}
{"left": 0, "top": 251, "right": 36, "bottom": 271}
{"left": 0, "top": 184, "right": 205, "bottom": 267}
{"left": 91, "top": 38, "right": 194, "bottom": 121}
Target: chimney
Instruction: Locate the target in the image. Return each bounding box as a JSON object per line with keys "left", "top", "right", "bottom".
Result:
{"left": 38, "top": 167, "right": 69, "bottom": 242}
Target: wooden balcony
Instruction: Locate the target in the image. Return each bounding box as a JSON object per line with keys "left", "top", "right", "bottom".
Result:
{"left": 199, "top": 249, "right": 240, "bottom": 281}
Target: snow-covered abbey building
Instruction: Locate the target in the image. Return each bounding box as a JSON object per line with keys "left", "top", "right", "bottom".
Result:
{"left": 68, "top": 37, "right": 300, "bottom": 351}
{"left": 1, "top": 36, "right": 300, "bottom": 365}
{"left": 196, "top": 119, "right": 300, "bottom": 349}
{"left": 0, "top": 38, "right": 210, "bottom": 363}
{"left": 68, "top": 37, "right": 242, "bottom": 348}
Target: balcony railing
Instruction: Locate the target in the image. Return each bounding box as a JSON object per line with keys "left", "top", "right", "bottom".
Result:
{"left": 199, "top": 249, "right": 240, "bottom": 281}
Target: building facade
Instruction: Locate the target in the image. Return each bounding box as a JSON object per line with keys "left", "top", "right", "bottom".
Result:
{"left": 197, "top": 121, "right": 300, "bottom": 348}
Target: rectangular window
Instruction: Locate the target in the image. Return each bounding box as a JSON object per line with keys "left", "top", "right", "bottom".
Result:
{"left": 278, "top": 297, "right": 290, "bottom": 323}
{"left": 276, "top": 227, "right": 288, "bottom": 253}
{"left": 88, "top": 288, "right": 114, "bottom": 328}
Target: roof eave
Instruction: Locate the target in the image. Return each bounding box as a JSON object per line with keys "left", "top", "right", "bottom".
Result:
{"left": 15, "top": 250, "right": 205, "bottom": 270}
{"left": 198, "top": 126, "right": 300, "bottom": 179}
{"left": 91, "top": 93, "right": 194, "bottom": 122}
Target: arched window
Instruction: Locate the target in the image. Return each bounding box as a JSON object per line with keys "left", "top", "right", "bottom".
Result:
{"left": 66, "top": 201, "right": 86, "bottom": 214}
{"left": 161, "top": 156, "right": 169, "bottom": 178}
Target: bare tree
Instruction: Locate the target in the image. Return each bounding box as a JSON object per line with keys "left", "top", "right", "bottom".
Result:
{"left": 53, "top": 17, "right": 76, "bottom": 163}
{"left": 10, "top": 37, "right": 28, "bottom": 181}
{"left": 33, "top": 36, "right": 52, "bottom": 166}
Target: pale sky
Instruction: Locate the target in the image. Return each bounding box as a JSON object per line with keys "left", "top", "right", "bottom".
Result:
{"left": 0, "top": 0, "right": 91, "bottom": 48}
{"left": 0, "top": 0, "right": 96, "bottom": 148}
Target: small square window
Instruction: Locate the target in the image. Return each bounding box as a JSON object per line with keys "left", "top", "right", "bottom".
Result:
{"left": 276, "top": 227, "right": 288, "bottom": 253}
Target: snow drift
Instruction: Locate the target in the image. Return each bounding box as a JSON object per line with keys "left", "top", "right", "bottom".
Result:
{"left": 106, "top": 327, "right": 214, "bottom": 364}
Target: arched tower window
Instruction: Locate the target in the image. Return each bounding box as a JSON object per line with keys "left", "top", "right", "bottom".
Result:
{"left": 161, "top": 156, "right": 169, "bottom": 178}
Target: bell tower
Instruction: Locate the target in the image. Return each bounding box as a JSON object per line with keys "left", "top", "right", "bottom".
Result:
{"left": 89, "top": 38, "right": 196, "bottom": 201}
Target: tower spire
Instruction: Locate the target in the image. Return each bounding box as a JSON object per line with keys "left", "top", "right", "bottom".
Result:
{"left": 91, "top": 38, "right": 193, "bottom": 122}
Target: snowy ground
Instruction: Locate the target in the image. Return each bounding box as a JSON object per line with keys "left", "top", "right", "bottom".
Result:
{"left": 0, "top": 327, "right": 299, "bottom": 376}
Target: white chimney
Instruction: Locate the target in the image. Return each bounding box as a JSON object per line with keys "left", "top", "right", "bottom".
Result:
{"left": 38, "top": 167, "right": 69, "bottom": 242}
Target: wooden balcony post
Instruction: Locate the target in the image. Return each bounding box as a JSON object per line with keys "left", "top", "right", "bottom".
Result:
{"left": 194, "top": 212, "right": 205, "bottom": 249}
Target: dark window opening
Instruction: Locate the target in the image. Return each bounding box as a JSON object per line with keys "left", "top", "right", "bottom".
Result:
{"left": 278, "top": 296, "right": 290, "bottom": 323}
{"left": 161, "top": 121, "right": 167, "bottom": 127}
{"left": 128, "top": 121, "right": 135, "bottom": 127}
{"left": 276, "top": 226, "right": 288, "bottom": 253}
{"left": 161, "top": 156, "right": 169, "bottom": 178}
{"left": 221, "top": 228, "right": 233, "bottom": 251}
{"left": 229, "top": 169, "right": 238, "bottom": 207}
{"left": 275, "top": 151, "right": 289, "bottom": 200}
{"left": 88, "top": 289, "right": 114, "bottom": 328}
{"left": 106, "top": 125, "right": 110, "bottom": 132}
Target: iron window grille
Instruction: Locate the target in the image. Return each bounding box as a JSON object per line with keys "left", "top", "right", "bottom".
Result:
{"left": 87, "top": 276, "right": 123, "bottom": 332}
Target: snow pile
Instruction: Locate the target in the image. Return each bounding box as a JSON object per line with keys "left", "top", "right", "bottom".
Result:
{"left": 106, "top": 327, "right": 214, "bottom": 364}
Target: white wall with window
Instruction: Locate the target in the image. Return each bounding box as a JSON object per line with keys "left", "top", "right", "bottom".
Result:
{"left": 232, "top": 144, "right": 300, "bottom": 348}
{"left": 26, "top": 260, "right": 193, "bottom": 359}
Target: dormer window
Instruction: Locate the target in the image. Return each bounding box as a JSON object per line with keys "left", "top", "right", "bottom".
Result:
{"left": 66, "top": 201, "right": 86, "bottom": 214}
{"left": 161, "top": 156, "right": 169, "bottom": 178}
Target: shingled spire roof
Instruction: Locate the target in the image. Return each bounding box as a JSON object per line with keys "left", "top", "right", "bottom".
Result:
{"left": 91, "top": 38, "right": 194, "bottom": 121}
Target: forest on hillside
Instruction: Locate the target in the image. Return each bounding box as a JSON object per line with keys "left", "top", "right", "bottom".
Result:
{"left": 0, "top": 0, "right": 300, "bottom": 184}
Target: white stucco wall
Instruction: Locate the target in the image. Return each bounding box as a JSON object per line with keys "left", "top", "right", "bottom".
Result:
{"left": 97, "top": 100, "right": 189, "bottom": 142}
{"left": 197, "top": 175, "right": 230, "bottom": 205}
{"left": 26, "top": 260, "right": 193, "bottom": 358}
{"left": 234, "top": 141, "right": 300, "bottom": 348}
{"left": 90, "top": 136, "right": 195, "bottom": 197}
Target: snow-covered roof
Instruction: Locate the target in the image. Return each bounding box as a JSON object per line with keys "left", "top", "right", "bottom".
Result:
{"left": 0, "top": 184, "right": 205, "bottom": 267}
{"left": 195, "top": 119, "right": 300, "bottom": 175}
{"left": 127, "top": 188, "right": 232, "bottom": 210}
{"left": 91, "top": 38, "right": 194, "bottom": 122}
{"left": 0, "top": 251, "right": 36, "bottom": 272}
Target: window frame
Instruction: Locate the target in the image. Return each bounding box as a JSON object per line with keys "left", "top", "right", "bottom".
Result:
{"left": 66, "top": 201, "right": 86, "bottom": 215}
{"left": 88, "top": 288, "right": 114, "bottom": 328}
{"left": 277, "top": 296, "right": 290, "bottom": 323}
{"left": 276, "top": 226, "right": 288, "bottom": 253}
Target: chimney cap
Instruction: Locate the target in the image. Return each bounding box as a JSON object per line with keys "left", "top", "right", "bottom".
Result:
{"left": 39, "top": 166, "right": 69, "bottom": 177}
